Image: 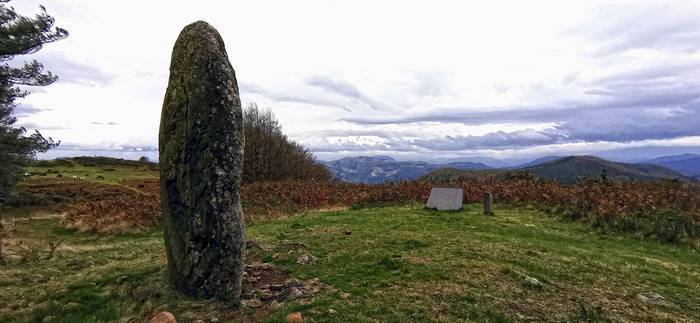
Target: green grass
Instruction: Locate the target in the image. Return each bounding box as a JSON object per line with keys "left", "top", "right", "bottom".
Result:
{"left": 25, "top": 165, "right": 157, "bottom": 184}
{"left": 1, "top": 205, "right": 699, "bottom": 322}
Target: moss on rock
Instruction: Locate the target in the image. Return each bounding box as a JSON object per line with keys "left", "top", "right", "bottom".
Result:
{"left": 158, "top": 20, "right": 245, "bottom": 301}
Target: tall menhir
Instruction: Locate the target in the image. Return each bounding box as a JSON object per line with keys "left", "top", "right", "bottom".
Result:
{"left": 158, "top": 21, "right": 245, "bottom": 301}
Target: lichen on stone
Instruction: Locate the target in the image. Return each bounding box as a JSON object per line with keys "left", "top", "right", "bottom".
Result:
{"left": 158, "top": 20, "right": 246, "bottom": 302}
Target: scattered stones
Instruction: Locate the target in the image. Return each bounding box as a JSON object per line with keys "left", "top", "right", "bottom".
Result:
{"left": 340, "top": 292, "right": 350, "bottom": 300}
{"left": 297, "top": 253, "right": 318, "bottom": 265}
{"left": 637, "top": 292, "right": 678, "bottom": 308}
{"left": 281, "top": 240, "right": 308, "bottom": 249}
{"left": 269, "top": 283, "right": 285, "bottom": 291}
{"left": 180, "top": 312, "right": 197, "bottom": 321}
{"left": 286, "top": 312, "right": 304, "bottom": 323}
{"left": 258, "top": 290, "right": 276, "bottom": 301}
{"left": 276, "top": 286, "right": 313, "bottom": 302}
{"left": 303, "top": 278, "right": 329, "bottom": 294}
{"left": 149, "top": 311, "right": 177, "bottom": 323}
{"left": 285, "top": 278, "right": 302, "bottom": 287}
{"left": 247, "top": 262, "right": 274, "bottom": 270}
{"left": 242, "top": 299, "right": 263, "bottom": 308}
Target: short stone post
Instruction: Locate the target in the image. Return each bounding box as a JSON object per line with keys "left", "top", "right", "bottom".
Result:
{"left": 483, "top": 192, "right": 493, "bottom": 216}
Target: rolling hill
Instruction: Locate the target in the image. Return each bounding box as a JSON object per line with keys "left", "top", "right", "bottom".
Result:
{"left": 421, "top": 155, "right": 691, "bottom": 184}
{"left": 519, "top": 155, "right": 687, "bottom": 184}
{"left": 645, "top": 153, "right": 700, "bottom": 177}
{"left": 514, "top": 155, "right": 562, "bottom": 169}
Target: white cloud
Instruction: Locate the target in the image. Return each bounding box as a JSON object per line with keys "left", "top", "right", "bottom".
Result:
{"left": 10, "top": 0, "right": 700, "bottom": 161}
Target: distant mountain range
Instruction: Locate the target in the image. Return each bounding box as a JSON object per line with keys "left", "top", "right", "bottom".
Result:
{"left": 322, "top": 156, "right": 490, "bottom": 183}
{"left": 324, "top": 154, "right": 696, "bottom": 184}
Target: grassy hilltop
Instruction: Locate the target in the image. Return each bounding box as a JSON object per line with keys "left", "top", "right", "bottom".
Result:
{"left": 1, "top": 159, "right": 699, "bottom": 322}
{"left": 1, "top": 205, "right": 699, "bottom": 322}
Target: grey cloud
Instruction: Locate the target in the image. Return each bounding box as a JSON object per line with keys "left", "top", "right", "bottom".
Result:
{"left": 15, "top": 121, "right": 65, "bottom": 131}
{"left": 239, "top": 81, "right": 351, "bottom": 112}
{"left": 578, "top": 2, "right": 700, "bottom": 55}
{"left": 409, "top": 130, "right": 562, "bottom": 151}
{"left": 303, "top": 128, "right": 563, "bottom": 153}
{"left": 35, "top": 52, "right": 115, "bottom": 86}
{"left": 306, "top": 76, "right": 386, "bottom": 110}
{"left": 56, "top": 143, "right": 157, "bottom": 152}
{"left": 14, "top": 103, "right": 46, "bottom": 116}
{"left": 339, "top": 51, "right": 700, "bottom": 148}
{"left": 554, "top": 105, "right": 700, "bottom": 143}
{"left": 90, "top": 121, "right": 119, "bottom": 125}
{"left": 341, "top": 103, "right": 700, "bottom": 149}
{"left": 299, "top": 128, "right": 426, "bottom": 139}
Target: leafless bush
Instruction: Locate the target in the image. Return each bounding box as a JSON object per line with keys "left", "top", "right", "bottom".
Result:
{"left": 243, "top": 103, "right": 331, "bottom": 183}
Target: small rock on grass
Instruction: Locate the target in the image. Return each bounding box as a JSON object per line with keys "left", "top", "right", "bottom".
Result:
{"left": 340, "top": 292, "right": 350, "bottom": 299}
{"left": 276, "top": 286, "right": 312, "bottom": 302}
{"left": 297, "top": 253, "right": 317, "bottom": 265}
{"left": 270, "top": 300, "right": 283, "bottom": 310}
{"left": 285, "top": 278, "right": 302, "bottom": 287}
{"left": 328, "top": 308, "right": 337, "bottom": 315}
{"left": 524, "top": 276, "right": 543, "bottom": 288}
{"left": 286, "top": 312, "right": 304, "bottom": 323}
{"left": 149, "top": 311, "right": 176, "bottom": 323}
{"left": 637, "top": 292, "right": 678, "bottom": 308}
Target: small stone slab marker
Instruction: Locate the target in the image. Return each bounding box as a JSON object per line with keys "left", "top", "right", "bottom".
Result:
{"left": 484, "top": 192, "right": 493, "bottom": 215}
{"left": 426, "top": 187, "right": 464, "bottom": 211}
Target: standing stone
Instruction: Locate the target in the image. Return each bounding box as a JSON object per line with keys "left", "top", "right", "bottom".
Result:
{"left": 159, "top": 21, "right": 245, "bottom": 301}
{"left": 484, "top": 192, "right": 493, "bottom": 216}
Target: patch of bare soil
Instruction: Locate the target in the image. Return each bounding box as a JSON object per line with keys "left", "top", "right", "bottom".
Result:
{"left": 136, "top": 240, "right": 334, "bottom": 323}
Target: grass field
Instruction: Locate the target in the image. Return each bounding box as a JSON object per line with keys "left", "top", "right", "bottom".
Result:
{"left": 26, "top": 164, "right": 157, "bottom": 185}
{"left": 1, "top": 204, "right": 698, "bottom": 322}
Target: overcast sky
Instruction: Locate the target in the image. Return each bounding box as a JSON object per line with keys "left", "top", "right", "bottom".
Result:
{"left": 11, "top": 0, "right": 700, "bottom": 161}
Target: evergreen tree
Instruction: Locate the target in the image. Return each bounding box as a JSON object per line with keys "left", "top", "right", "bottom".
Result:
{"left": 0, "top": 0, "right": 67, "bottom": 264}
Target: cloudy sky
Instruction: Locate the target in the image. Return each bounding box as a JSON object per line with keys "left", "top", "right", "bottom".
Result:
{"left": 11, "top": 0, "right": 700, "bottom": 162}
